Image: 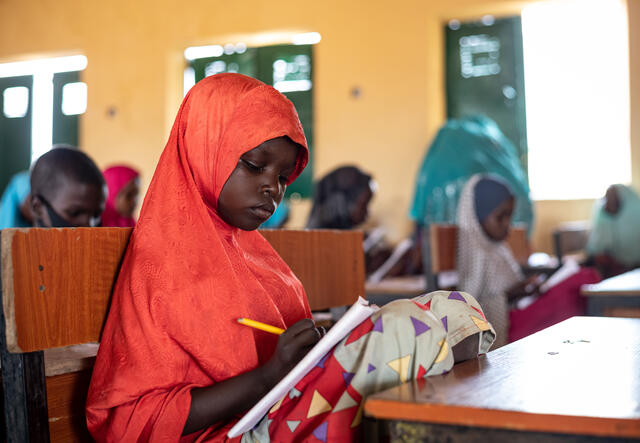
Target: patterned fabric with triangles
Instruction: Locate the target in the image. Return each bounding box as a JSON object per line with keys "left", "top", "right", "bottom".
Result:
{"left": 245, "top": 291, "right": 495, "bottom": 442}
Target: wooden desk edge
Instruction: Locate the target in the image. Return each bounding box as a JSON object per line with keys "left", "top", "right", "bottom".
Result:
{"left": 1, "top": 229, "right": 23, "bottom": 353}
{"left": 364, "top": 398, "right": 640, "bottom": 439}
{"left": 581, "top": 288, "right": 640, "bottom": 297}
{"left": 364, "top": 287, "right": 425, "bottom": 296}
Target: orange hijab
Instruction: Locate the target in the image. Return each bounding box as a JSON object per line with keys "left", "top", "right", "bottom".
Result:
{"left": 86, "top": 74, "right": 312, "bottom": 441}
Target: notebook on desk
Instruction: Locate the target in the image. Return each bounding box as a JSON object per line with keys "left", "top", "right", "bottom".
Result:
{"left": 228, "top": 297, "right": 379, "bottom": 437}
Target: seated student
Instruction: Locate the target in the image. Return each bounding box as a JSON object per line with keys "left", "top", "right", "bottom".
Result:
{"left": 86, "top": 74, "right": 496, "bottom": 442}
{"left": 305, "top": 166, "right": 397, "bottom": 275}
{"left": 410, "top": 115, "right": 533, "bottom": 228}
{"left": 0, "top": 170, "right": 32, "bottom": 229}
{"left": 457, "top": 174, "right": 600, "bottom": 347}
{"left": 101, "top": 165, "right": 141, "bottom": 227}
{"left": 306, "top": 165, "right": 374, "bottom": 230}
{"left": 29, "top": 147, "right": 106, "bottom": 228}
{"left": 586, "top": 184, "right": 640, "bottom": 278}
{"left": 406, "top": 116, "right": 533, "bottom": 276}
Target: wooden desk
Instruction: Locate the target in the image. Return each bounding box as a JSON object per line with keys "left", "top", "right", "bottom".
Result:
{"left": 581, "top": 269, "right": 640, "bottom": 317}
{"left": 364, "top": 317, "right": 640, "bottom": 442}
{"left": 365, "top": 275, "right": 426, "bottom": 306}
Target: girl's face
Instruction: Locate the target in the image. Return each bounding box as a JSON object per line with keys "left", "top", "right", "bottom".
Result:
{"left": 604, "top": 186, "right": 621, "bottom": 215}
{"left": 218, "top": 137, "right": 299, "bottom": 231}
{"left": 481, "top": 196, "right": 514, "bottom": 242}
{"left": 31, "top": 177, "right": 106, "bottom": 228}
{"left": 351, "top": 187, "right": 373, "bottom": 226}
{"left": 115, "top": 177, "right": 140, "bottom": 218}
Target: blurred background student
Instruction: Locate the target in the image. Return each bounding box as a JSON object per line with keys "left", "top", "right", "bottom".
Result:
{"left": 305, "top": 165, "right": 397, "bottom": 276}
{"left": 306, "top": 165, "right": 374, "bottom": 230}
{"left": 586, "top": 184, "right": 640, "bottom": 278}
{"left": 407, "top": 116, "right": 534, "bottom": 277}
{"left": 29, "top": 147, "right": 106, "bottom": 228}
{"left": 457, "top": 174, "right": 600, "bottom": 347}
{"left": 410, "top": 116, "right": 533, "bottom": 230}
{"left": 0, "top": 170, "right": 32, "bottom": 229}
{"left": 102, "top": 165, "right": 141, "bottom": 227}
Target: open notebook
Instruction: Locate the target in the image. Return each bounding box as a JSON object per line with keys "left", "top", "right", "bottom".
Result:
{"left": 228, "top": 297, "right": 379, "bottom": 438}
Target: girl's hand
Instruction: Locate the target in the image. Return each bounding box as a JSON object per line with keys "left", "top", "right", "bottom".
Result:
{"left": 507, "top": 275, "right": 542, "bottom": 302}
{"left": 185, "top": 320, "right": 325, "bottom": 435}
{"left": 263, "top": 319, "right": 325, "bottom": 383}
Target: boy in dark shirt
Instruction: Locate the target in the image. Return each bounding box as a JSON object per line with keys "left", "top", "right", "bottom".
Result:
{"left": 29, "top": 147, "right": 106, "bottom": 228}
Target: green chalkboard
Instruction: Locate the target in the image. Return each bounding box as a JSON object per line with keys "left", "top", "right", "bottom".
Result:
{"left": 445, "top": 16, "right": 528, "bottom": 173}
{"left": 191, "top": 44, "right": 314, "bottom": 197}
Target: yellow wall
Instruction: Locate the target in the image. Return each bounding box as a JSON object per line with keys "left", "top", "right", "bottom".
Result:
{"left": 0, "top": 0, "right": 637, "bottom": 252}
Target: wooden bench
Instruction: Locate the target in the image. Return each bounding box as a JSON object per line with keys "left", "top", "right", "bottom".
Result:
{"left": 0, "top": 227, "right": 365, "bottom": 442}
{"left": 427, "top": 223, "right": 530, "bottom": 288}
{"left": 364, "top": 316, "right": 640, "bottom": 441}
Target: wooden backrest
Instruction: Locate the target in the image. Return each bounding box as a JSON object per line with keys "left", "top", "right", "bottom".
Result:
{"left": 260, "top": 229, "right": 364, "bottom": 310}
{"left": 1, "top": 228, "right": 364, "bottom": 353}
{"left": 553, "top": 221, "right": 590, "bottom": 259}
{"left": 429, "top": 223, "right": 530, "bottom": 274}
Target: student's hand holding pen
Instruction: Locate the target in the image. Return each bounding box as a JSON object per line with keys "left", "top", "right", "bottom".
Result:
{"left": 184, "top": 319, "right": 325, "bottom": 435}
{"left": 261, "top": 319, "right": 326, "bottom": 384}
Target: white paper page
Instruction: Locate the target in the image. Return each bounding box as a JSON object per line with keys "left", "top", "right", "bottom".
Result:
{"left": 228, "top": 297, "right": 379, "bottom": 438}
{"left": 539, "top": 257, "right": 580, "bottom": 293}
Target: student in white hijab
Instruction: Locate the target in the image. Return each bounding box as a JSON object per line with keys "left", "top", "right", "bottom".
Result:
{"left": 456, "top": 174, "right": 600, "bottom": 347}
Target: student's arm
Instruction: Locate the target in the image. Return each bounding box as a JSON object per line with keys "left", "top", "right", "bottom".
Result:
{"left": 506, "top": 275, "right": 541, "bottom": 302}
{"left": 183, "top": 319, "right": 323, "bottom": 435}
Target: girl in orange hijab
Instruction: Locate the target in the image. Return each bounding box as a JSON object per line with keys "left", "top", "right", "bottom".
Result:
{"left": 87, "top": 74, "right": 495, "bottom": 442}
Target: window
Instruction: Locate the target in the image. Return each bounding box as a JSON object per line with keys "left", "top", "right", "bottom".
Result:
{"left": 445, "top": 16, "right": 528, "bottom": 172}
{"left": 0, "top": 55, "right": 86, "bottom": 194}
{"left": 2, "top": 86, "right": 29, "bottom": 118}
{"left": 0, "top": 55, "right": 87, "bottom": 161}
{"left": 522, "top": 0, "right": 630, "bottom": 200}
{"left": 61, "top": 82, "right": 87, "bottom": 116}
{"left": 185, "top": 35, "right": 318, "bottom": 198}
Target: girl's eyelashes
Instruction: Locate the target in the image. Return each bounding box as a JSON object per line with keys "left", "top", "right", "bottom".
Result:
{"left": 240, "top": 157, "right": 295, "bottom": 180}
{"left": 240, "top": 158, "right": 264, "bottom": 172}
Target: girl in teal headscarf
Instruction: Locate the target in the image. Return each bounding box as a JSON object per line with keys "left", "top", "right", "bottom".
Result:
{"left": 586, "top": 184, "right": 640, "bottom": 278}
{"left": 409, "top": 115, "right": 533, "bottom": 232}
{"left": 0, "top": 170, "right": 32, "bottom": 229}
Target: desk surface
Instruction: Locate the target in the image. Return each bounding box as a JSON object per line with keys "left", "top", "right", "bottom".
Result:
{"left": 365, "top": 275, "right": 426, "bottom": 295}
{"left": 365, "top": 316, "right": 640, "bottom": 439}
{"left": 581, "top": 268, "right": 640, "bottom": 297}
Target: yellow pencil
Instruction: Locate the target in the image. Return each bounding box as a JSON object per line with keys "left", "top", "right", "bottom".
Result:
{"left": 237, "top": 318, "right": 285, "bottom": 335}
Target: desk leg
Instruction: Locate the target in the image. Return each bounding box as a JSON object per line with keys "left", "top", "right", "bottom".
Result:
{"left": 587, "top": 297, "right": 602, "bottom": 316}
{"left": 362, "top": 415, "right": 389, "bottom": 441}
{"left": 587, "top": 296, "right": 640, "bottom": 317}
{"left": 0, "top": 275, "right": 50, "bottom": 443}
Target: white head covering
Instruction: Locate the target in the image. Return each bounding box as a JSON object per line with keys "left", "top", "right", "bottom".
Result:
{"left": 456, "top": 174, "right": 523, "bottom": 347}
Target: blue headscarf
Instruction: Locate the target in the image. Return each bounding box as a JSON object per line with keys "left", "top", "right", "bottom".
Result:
{"left": 0, "top": 171, "right": 31, "bottom": 229}
{"left": 260, "top": 199, "right": 290, "bottom": 229}
{"left": 474, "top": 176, "right": 514, "bottom": 223}
{"left": 409, "top": 115, "right": 533, "bottom": 234}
